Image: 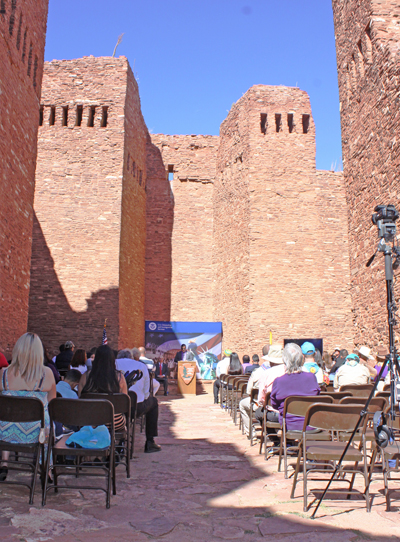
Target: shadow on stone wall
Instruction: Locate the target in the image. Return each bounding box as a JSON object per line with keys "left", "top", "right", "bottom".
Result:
{"left": 145, "top": 137, "right": 174, "bottom": 322}
{"left": 28, "top": 213, "right": 120, "bottom": 355}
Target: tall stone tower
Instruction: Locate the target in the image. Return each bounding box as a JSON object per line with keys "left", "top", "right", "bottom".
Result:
{"left": 28, "top": 57, "right": 148, "bottom": 351}
{"left": 0, "top": 0, "right": 49, "bottom": 355}
{"left": 213, "top": 85, "right": 353, "bottom": 353}
{"left": 332, "top": 1, "right": 400, "bottom": 345}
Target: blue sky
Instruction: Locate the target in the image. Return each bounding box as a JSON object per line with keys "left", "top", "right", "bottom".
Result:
{"left": 44, "top": 0, "right": 341, "bottom": 171}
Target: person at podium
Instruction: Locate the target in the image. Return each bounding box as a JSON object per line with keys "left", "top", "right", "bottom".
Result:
{"left": 174, "top": 344, "right": 187, "bottom": 363}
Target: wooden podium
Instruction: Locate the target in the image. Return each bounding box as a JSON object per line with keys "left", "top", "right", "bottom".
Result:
{"left": 177, "top": 361, "right": 197, "bottom": 395}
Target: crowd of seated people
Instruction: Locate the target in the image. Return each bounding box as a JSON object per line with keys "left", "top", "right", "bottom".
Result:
{"left": 0, "top": 333, "right": 168, "bottom": 484}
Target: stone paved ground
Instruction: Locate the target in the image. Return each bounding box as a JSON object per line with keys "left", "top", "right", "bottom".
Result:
{"left": 1, "top": 382, "right": 399, "bottom": 541}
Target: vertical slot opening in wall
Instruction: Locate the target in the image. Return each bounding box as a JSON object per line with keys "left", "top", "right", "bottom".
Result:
{"left": 275, "top": 114, "right": 281, "bottom": 133}
{"left": 260, "top": 113, "right": 267, "bottom": 134}
{"left": 302, "top": 114, "right": 310, "bottom": 134}
{"left": 75, "top": 105, "right": 83, "bottom": 127}
{"left": 87, "top": 106, "right": 95, "bottom": 127}
{"left": 101, "top": 106, "right": 108, "bottom": 127}
{"left": 365, "top": 23, "right": 373, "bottom": 62}
{"left": 49, "top": 106, "right": 56, "bottom": 126}
{"left": 8, "top": 0, "right": 16, "bottom": 36}
{"left": 21, "top": 28, "right": 27, "bottom": 62}
{"left": 32, "top": 55, "right": 38, "bottom": 89}
{"left": 39, "top": 106, "right": 43, "bottom": 127}
{"left": 0, "top": 1, "right": 6, "bottom": 15}
{"left": 287, "top": 113, "right": 294, "bottom": 133}
{"left": 27, "top": 42, "right": 32, "bottom": 76}
{"left": 16, "top": 13, "right": 22, "bottom": 49}
{"left": 62, "top": 106, "right": 68, "bottom": 127}
{"left": 168, "top": 164, "right": 174, "bottom": 181}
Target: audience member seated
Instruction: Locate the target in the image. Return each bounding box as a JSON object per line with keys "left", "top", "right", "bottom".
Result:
{"left": 138, "top": 347, "right": 154, "bottom": 370}
{"left": 256, "top": 344, "right": 286, "bottom": 429}
{"left": 0, "top": 332, "right": 56, "bottom": 481}
{"left": 70, "top": 348, "right": 88, "bottom": 374}
{"left": 154, "top": 357, "right": 169, "bottom": 396}
{"left": 79, "top": 345, "right": 127, "bottom": 432}
{"left": 228, "top": 353, "right": 243, "bottom": 376}
{"left": 329, "top": 348, "right": 348, "bottom": 381}
{"left": 239, "top": 359, "right": 265, "bottom": 436}
{"left": 271, "top": 343, "right": 320, "bottom": 430}
{"left": 301, "top": 342, "right": 324, "bottom": 384}
{"left": 242, "top": 355, "right": 251, "bottom": 372}
{"left": 334, "top": 352, "right": 375, "bottom": 390}
{"left": 356, "top": 345, "right": 378, "bottom": 380}
{"left": 55, "top": 340, "right": 75, "bottom": 372}
{"left": 0, "top": 352, "right": 8, "bottom": 369}
{"left": 52, "top": 343, "right": 64, "bottom": 364}
{"left": 245, "top": 354, "right": 260, "bottom": 375}
{"left": 56, "top": 369, "right": 81, "bottom": 398}
{"left": 116, "top": 348, "right": 161, "bottom": 453}
{"left": 213, "top": 349, "right": 232, "bottom": 404}
{"left": 43, "top": 345, "right": 61, "bottom": 384}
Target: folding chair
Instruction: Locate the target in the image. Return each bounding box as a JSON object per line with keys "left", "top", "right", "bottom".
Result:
{"left": 249, "top": 387, "right": 261, "bottom": 446}
{"left": 128, "top": 390, "right": 138, "bottom": 458}
{"left": 0, "top": 396, "right": 45, "bottom": 504}
{"left": 238, "top": 382, "right": 249, "bottom": 432}
{"left": 290, "top": 403, "right": 371, "bottom": 512}
{"left": 339, "top": 384, "right": 374, "bottom": 397}
{"left": 376, "top": 413, "right": 400, "bottom": 510}
{"left": 43, "top": 398, "right": 115, "bottom": 508}
{"left": 231, "top": 377, "right": 249, "bottom": 424}
{"left": 80, "top": 392, "right": 131, "bottom": 478}
{"left": 279, "top": 395, "right": 333, "bottom": 478}
{"left": 220, "top": 375, "right": 235, "bottom": 410}
{"left": 259, "top": 392, "right": 281, "bottom": 459}
{"left": 320, "top": 391, "right": 352, "bottom": 403}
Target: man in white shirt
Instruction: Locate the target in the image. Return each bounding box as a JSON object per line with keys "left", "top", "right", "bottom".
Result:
{"left": 116, "top": 349, "right": 161, "bottom": 453}
{"left": 213, "top": 349, "right": 232, "bottom": 404}
{"left": 239, "top": 363, "right": 264, "bottom": 435}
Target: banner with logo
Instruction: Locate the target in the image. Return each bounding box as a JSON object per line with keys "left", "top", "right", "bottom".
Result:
{"left": 145, "top": 321, "right": 223, "bottom": 380}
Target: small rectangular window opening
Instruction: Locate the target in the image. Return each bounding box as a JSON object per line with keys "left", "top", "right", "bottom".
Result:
{"left": 275, "top": 114, "right": 281, "bottom": 133}
{"left": 168, "top": 164, "right": 174, "bottom": 181}
{"left": 62, "top": 106, "right": 68, "bottom": 127}
{"left": 75, "top": 105, "right": 83, "bottom": 127}
{"left": 139, "top": 170, "right": 143, "bottom": 186}
{"left": 101, "top": 106, "right": 108, "bottom": 127}
{"left": 260, "top": 113, "right": 267, "bottom": 134}
{"left": 132, "top": 161, "right": 136, "bottom": 175}
{"left": 8, "top": 0, "right": 16, "bottom": 36}
{"left": 365, "top": 23, "right": 373, "bottom": 62}
{"left": 39, "top": 106, "right": 43, "bottom": 126}
{"left": 302, "top": 114, "right": 310, "bottom": 134}
{"left": 49, "top": 106, "right": 56, "bottom": 126}
{"left": 32, "top": 55, "right": 38, "bottom": 90}
{"left": 87, "top": 106, "right": 96, "bottom": 127}
{"left": 287, "top": 113, "right": 294, "bottom": 133}
{"left": 22, "top": 28, "right": 27, "bottom": 63}
{"left": 0, "top": 1, "right": 6, "bottom": 15}
{"left": 16, "top": 14, "right": 22, "bottom": 49}
{"left": 27, "top": 42, "right": 33, "bottom": 77}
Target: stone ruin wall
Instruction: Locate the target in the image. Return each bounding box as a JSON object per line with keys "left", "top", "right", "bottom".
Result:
{"left": 213, "top": 86, "right": 354, "bottom": 356}
{"left": 28, "top": 57, "right": 148, "bottom": 353}
{"left": 0, "top": 0, "right": 48, "bottom": 355}
{"left": 146, "top": 135, "right": 218, "bottom": 323}
{"left": 332, "top": 0, "right": 400, "bottom": 347}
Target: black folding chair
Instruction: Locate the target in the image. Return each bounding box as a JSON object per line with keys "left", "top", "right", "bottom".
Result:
{"left": 0, "top": 395, "right": 45, "bottom": 504}
{"left": 128, "top": 390, "right": 138, "bottom": 458}
{"left": 43, "top": 398, "right": 115, "bottom": 508}
{"left": 81, "top": 392, "right": 131, "bottom": 478}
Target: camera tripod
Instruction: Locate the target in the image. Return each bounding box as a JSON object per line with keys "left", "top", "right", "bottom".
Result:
{"left": 311, "top": 213, "right": 400, "bottom": 518}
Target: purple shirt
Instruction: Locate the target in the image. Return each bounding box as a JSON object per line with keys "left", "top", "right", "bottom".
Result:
{"left": 270, "top": 372, "right": 320, "bottom": 431}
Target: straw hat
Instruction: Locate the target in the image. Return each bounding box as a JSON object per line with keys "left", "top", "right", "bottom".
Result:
{"left": 262, "top": 344, "right": 283, "bottom": 365}
{"left": 357, "top": 346, "right": 371, "bottom": 359}
{"left": 376, "top": 346, "right": 389, "bottom": 360}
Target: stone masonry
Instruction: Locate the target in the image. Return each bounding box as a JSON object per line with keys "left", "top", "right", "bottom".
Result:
{"left": 0, "top": 0, "right": 49, "bottom": 355}
{"left": 146, "top": 135, "right": 218, "bottom": 323}
{"left": 213, "top": 86, "right": 353, "bottom": 355}
{"left": 332, "top": 0, "right": 400, "bottom": 347}
{"left": 28, "top": 57, "right": 148, "bottom": 352}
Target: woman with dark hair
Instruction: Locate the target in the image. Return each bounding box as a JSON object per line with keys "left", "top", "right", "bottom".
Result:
{"left": 71, "top": 348, "right": 88, "bottom": 374}
{"left": 79, "top": 345, "right": 127, "bottom": 431}
{"left": 228, "top": 353, "right": 243, "bottom": 376}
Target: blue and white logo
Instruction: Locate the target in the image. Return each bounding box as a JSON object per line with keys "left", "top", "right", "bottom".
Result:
{"left": 149, "top": 322, "right": 157, "bottom": 331}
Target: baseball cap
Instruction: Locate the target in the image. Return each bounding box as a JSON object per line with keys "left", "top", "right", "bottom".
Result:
{"left": 301, "top": 342, "right": 315, "bottom": 355}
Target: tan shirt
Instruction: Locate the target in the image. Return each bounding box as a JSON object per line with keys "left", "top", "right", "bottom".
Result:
{"left": 334, "top": 363, "right": 370, "bottom": 389}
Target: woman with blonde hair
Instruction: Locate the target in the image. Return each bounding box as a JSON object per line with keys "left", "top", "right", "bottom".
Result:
{"left": 0, "top": 332, "right": 56, "bottom": 481}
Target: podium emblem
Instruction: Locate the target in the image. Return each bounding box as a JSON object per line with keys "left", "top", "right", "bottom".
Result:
{"left": 179, "top": 363, "right": 196, "bottom": 385}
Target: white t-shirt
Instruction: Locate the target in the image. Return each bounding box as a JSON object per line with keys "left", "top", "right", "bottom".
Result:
{"left": 216, "top": 357, "right": 230, "bottom": 378}
{"left": 115, "top": 357, "right": 150, "bottom": 403}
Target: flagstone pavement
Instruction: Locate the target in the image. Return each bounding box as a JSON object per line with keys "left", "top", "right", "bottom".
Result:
{"left": 0, "top": 382, "right": 399, "bottom": 541}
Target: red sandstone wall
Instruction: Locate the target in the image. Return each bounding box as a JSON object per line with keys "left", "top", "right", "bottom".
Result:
{"left": 332, "top": 0, "right": 400, "bottom": 347}
{"left": 0, "top": 0, "right": 48, "bottom": 355}
{"left": 29, "top": 57, "right": 147, "bottom": 353}
{"left": 148, "top": 135, "right": 218, "bottom": 322}
{"left": 214, "top": 86, "right": 353, "bottom": 356}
